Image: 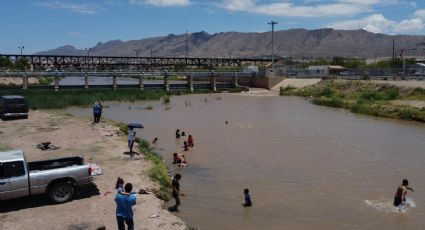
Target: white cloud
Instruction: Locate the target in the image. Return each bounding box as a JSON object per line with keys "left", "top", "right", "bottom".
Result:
{"left": 39, "top": 2, "right": 99, "bottom": 14}
{"left": 69, "top": 31, "right": 83, "bottom": 37}
{"left": 414, "top": 9, "right": 425, "bottom": 20}
{"left": 221, "top": 0, "right": 375, "bottom": 17}
{"left": 393, "top": 18, "right": 424, "bottom": 33}
{"left": 327, "top": 14, "right": 424, "bottom": 34}
{"left": 129, "top": 0, "right": 190, "bottom": 7}
{"left": 327, "top": 14, "right": 395, "bottom": 33}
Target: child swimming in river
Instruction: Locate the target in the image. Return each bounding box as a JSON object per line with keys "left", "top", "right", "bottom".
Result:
{"left": 172, "top": 153, "right": 187, "bottom": 167}
{"left": 182, "top": 141, "right": 189, "bottom": 151}
{"left": 394, "top": 179, "right": 414, "bottom": 210}
{"left": 242, "top": 188, "right": 252, "bottom": 207}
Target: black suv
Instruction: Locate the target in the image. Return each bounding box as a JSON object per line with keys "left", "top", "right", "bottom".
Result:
{"left": 0, "top": 95, "right": 29, "bottom": 120}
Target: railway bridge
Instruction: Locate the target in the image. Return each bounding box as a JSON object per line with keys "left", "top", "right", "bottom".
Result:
{"left": 0, "top": 54, "right": 273, "bottom": 71}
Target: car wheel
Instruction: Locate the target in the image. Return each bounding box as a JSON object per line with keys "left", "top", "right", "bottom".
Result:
{"left": 49, "top": 182, "right": 75, "bottom": 204}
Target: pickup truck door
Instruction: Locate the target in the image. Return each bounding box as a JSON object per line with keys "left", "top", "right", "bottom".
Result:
{"left": 0, "top": 163, "right": 11, "bottom": 200}
{"left": 3, "top": 161, "right": 29, "bottom": 199}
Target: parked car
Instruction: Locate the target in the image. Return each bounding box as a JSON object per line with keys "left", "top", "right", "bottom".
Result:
{"left": 0, "top": 150, "right": 101, "bottom": 203}
{"left": 0, "top": 95, "right": 29, "bottom": 120}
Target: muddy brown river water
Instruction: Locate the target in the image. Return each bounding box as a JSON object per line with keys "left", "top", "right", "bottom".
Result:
{"left": 69, "top": 93, "right": 425, "bottom": 230}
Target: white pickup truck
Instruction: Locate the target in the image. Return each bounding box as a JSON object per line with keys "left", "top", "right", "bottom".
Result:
{"left": 0, "top": 150, "right": 100, "bottom": 203}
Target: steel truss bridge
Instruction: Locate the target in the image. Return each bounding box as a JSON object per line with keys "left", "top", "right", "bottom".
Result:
{"left": 0, "top": 54, "right": 273, "bottom": 70}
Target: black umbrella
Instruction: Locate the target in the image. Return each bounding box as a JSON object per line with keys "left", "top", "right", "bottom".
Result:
{"left": 127, "top": 123, "right": 144, "bottom": 128}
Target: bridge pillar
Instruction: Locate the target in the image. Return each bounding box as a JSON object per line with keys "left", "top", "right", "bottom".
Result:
{"left": 209, "top": 70, "right": 216, "bottom": 92}
{"left": 138, "top": 73, "right": 144, "bottom": 90}
{"left": 22, "top": 73, "right": 28, "bottom": 90}
{"left": 54, "top": 73, "right": 60, "bottom": 92}
{"left": 187, "top": 72, "right": 193, "bottom": 93}
{"left": 113, "top": 71, "right": 117, "bottom": 90}
{"left": 84, "top": 73, "right": 89, "bottom": 89}
{"left": 233, "top": 72, "right": 238, "bottom": 87}
{"left": 163, "top": 71, "right": 170, "bottom": 92}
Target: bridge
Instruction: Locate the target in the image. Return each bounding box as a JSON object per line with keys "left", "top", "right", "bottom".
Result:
{"left": 0, "top": 54, "right": 273, "bottom": 71}
{"left": 0, "top": 70, "right": 285, "bottom": 92}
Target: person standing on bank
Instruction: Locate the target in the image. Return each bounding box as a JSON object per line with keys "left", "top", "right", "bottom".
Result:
{"left": 115, "top": 183, "right": 137, "bottom": 230}
{"left": 93, "top": 101, "right": 103, "bottom": 123}
{"left": 128, "top": 127, "right": 136, "bottom": 154}
{"left": 169, "top": 174, "right": 183, "bottom": 212}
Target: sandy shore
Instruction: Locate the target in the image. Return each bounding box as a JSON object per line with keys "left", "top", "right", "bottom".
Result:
{"left": 0, "top": 110, "right": 186, "bottom": 230}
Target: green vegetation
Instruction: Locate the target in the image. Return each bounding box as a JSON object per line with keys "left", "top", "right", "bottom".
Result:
{"left": 38, "top": 76, "right": 55, "bottom": 85}
{"left": 281, "top": 80, "right": 425, "bottom": 122}
{"left": 162, "top": 95, "right": 171, "bottom": 104}
{"left": 279, "top": 85, "right": 297, "bottom": 95}
{"left": 137, "top": 138, "right": 172, "bottom": 201}
{"left": 144, "top": 105, "right": 154, "bottom": 110}
{"left": 0, "top": 89, "right": 167, "bottom": 109}
{"left": 301, "top": 56, "right": 417, "bottom": 69}
{"left": 0, "top": 57, "right": 30, "bottom": 70}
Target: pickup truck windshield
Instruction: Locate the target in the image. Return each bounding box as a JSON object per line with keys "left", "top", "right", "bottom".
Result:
{"left": 3, "top": 161, "right": 25, "bottom": 178}
{"left": 0, "top": 163, "right": 4, "bottom": 179}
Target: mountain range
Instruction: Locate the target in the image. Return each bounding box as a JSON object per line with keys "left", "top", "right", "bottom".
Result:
{"left": 35, "top": 29, "right": 425, "bottom": 59}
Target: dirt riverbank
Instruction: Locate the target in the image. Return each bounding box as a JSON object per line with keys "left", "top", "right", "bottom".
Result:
{"left": 0, "top": 110, "right": 186, "bottom": 230}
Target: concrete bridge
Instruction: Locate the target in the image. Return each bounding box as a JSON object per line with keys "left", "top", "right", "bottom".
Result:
{"left": 0, "top": 71, "right": 286, "bottom": 92}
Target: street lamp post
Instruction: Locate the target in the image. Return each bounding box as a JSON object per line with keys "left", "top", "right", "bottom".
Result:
{"left": 134, "top": 48, "right": 141, "bottom": 57}
{"left": 85, "top": 48, "right": 91, "bottom": 57}
{"left": 268, "top": 21, "right": 278, "bottom": 75}
{"left": 18, "top": 46, "right": 24, "bottom": 55}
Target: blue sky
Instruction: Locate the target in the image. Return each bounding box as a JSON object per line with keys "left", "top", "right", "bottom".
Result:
{"left": 1, "top": 0, "right": 425, "bottom": 54}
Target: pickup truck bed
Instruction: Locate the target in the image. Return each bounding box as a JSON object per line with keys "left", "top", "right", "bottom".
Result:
{"left": 28, "top": 156, "right": 84, "bottom": 171}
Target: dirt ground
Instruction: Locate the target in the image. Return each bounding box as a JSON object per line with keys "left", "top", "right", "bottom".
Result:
{"left": 0, "top": 77, "right": 39, "bottom": 86}
{"left": 0, "top": 110, "right": 186, "bottom": 230}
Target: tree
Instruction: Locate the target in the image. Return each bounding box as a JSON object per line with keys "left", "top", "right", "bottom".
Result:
{"left": 0, "top": 57, "right": 13, "bottom": 69}
{"left": 331, "top": 56, "right": 344, "bottom": 66}
{"left": 14, "top": 58, "right": 29, "bottom": 70}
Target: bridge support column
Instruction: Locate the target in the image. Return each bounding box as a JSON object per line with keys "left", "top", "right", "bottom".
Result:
{"left": 54, "top": 75, "right": 59, "bottom": 92}
{"left": 22, "top": 73, "right": 28, "bottom": 90}
{"left": 113, "top": 72, "right": 117, "bottom": 90}
{"left": 163, "top": 71, "right": 170, "bottom": 92}
{"left": 209, "top": 70, "right": 216, "bottom": 92}
{"left": 138, "top": 73, "right": 144, "bottom": 90}
{"left": 233, "top": 72, "right": 238, "bottom": 87}
{"left": 187, "top": 72, "right": 193, "bottom": 93}
{"left": 84, "top": 73, "right": 89, "bottom": 89}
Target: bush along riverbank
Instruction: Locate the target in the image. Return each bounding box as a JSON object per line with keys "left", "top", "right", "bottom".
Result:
{"left": 280, "top": 80, "right": 425, "bottom": 122}
{"left": 115, "top": 122, "right": 172, "bottom": 201}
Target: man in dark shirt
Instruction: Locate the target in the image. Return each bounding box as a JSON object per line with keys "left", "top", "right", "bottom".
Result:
{"left": 169, "top": 174, "right": 182, "bottom": 212}
{"left": 242, "top": 188, "right": 252, "bottom": 207}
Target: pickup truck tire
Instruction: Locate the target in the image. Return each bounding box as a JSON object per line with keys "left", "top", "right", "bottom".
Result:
{"left": 49, "top": 182, "right": 75, "bottom": 204}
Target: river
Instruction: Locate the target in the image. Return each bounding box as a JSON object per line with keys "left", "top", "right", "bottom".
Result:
{"left": 69, "top": 93, "right": 425, "bottom": 230}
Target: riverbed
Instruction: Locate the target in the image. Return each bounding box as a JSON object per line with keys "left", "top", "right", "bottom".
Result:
{"left": 69, "top": 93, "right": 425, "bottom": 230}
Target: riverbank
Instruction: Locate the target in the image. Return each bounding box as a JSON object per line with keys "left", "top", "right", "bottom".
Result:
{"left": 0, "top": 110, "right": 187, "bottom": 230}
{"left": 0, "top": 88, "right": 242, "bottom": 109}
{"left": 280, "top": 80, "right": 425, "bottom": 122}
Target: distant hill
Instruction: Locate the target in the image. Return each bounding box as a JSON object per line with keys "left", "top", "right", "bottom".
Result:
{"left": 35, "top": 29, "right": 425, "bottom": 58}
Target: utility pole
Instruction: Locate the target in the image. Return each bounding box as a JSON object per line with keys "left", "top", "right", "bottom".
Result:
{"left": 185, "top": 31, "right": 189, "bottom": 59}
{"left": 268, "top": 21, "right": 278, "bottom": 75}
{"left": 134, "top": 48, "right": 141, "bottom": 57}
{"left": 150, "top": 49, "right": 153, "bottom": 58}
{"left": 392, "top": 39, "right": 395, "bottom": 70}
{"left": 18, "top": 46, "right": 24, "bottom": 55}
